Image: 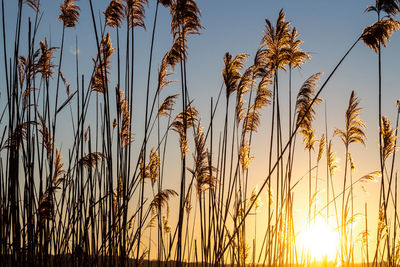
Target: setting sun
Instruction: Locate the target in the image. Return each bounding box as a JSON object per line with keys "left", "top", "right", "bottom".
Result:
{"left": 298, "top": 216, "right": 340, "bottom": 261}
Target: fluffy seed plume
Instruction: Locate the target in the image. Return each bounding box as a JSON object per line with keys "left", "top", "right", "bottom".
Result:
{"left": 124, "top": 0, "right": 148, "bottom": 29}
{"left": 91, "top": 33, "right": 114, "bottom": 93}
{"left": 223, "top": 53, "right": 248, "bottom": 98}
{"left": 158, "top": 54, "right": 174, "bottom": 90}
{"left": 236, "top": 67, "right": 254, "bottom": 123}
{"left": 148, "top": 148, "right": 160, "bottom": 186}
{"left": 188, "top": 125, "right": 217, "bottom": 196}
{"left": 240, "top": 140, "right": 253, "bottom": 170}
{"left": 117, "top": 89, "right": 133, "bottom": 147}
{"left": 38, "top": 114, "right": 53, "bottom": 158}
{"left": 296, "top": 72, "right": 323, "bottom": 129}
{"left": 170, "top": 0, "right": 203, "bottom": 38}
{"left": 317, "top": 134, "right": 325, "bottom": 162}
{"left": 53, "top": 148, "right": 66, "bottom": 187}
{"left": 261, "top": 9, "right": 290, "bottom": 71}
{"left": 36, "top": 39, "right": 58, "bottom": 80}
{"left": 285, "top": 27, "right": 311, "bottom": 68}
{"left": 381, "top": 116, "right": 397, "bottom": 160}
{"left": 58, "top": 0, "right": 80, "bottom": 28}
{"left": 243, "top": 107, "right": 260, "bottom": 133}
{"left": 150, "top": 189, "right": 178, "bottom": 216}
{"left": 165, "top": 35, "right": 188, "bottom": 70}
{"left": 158, "top": 94, "right": 179, "bottom": 117}
{"left": 78, "top": 152, "right": 105, "bottom": 168}
{"left": 361, "top": 18, "right": 400, "bottom": 54}
{"left": 172, "top": 105, "right": 198, "bottom": 158}
{"left": 105, "top": 0, "right": 125, "bottom": 28}
{"left": 334, "top": 91, "right": 367, "bottom": 147}
{"left": 327, "top": 140, "right": 339, "bottom": 176}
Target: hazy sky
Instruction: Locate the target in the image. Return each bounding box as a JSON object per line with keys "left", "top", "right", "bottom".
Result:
{"left": 2, "top": 0, "right": 400, "bottom": 262}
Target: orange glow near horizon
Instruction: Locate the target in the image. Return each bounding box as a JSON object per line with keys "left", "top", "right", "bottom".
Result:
{"left": 298, "top": 216, "right": 340, "bottom": 262}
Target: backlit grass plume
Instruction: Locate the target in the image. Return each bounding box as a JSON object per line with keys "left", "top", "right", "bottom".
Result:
{"left": 189, "top": 125, "right": 217, "bottom": 195}
{"left": 124, "top": 0, "right": 148, "bottom": 29}
{"left": 36, "top": 39, "right": 58, "bottom": 80}
{"left": 223, "top": 53, "right": 248, "bottom": 98}
{"left": 261, "top": 9, "right": 290, "bottom": 71}
{"left": 57, "top": 0, "right": 80, "bottom": 28}
{"left": 296, "top": 72, "right": 323, "bottom": 129}
{"left": 150, "top": 189, "right": 178, "bottom": 216}
{"left": 172, "top": 105, "right": 198, "bottom": 157}
{"left": 327, "top": 140, "right": 339, "bottom": 176}
{"left": 158, "top": 94, "right": 179, "bottom": 117}
{"left": 380, "top": 116, "right": 397, "bottom": 160}
{"left": 334, "top": 91, "right": 367, "bottom": 147}
{"left": 365, "top": 0, "right": 400, "bottom": 17}
{"left": 53, "top": 148, "right": 66, "bottom": 187}
{"left": 286, "top": 27, "right": 311, "bottom": 69}
{"left": 170, "top": 0, "right": 202, "bottom": 38}
{"left": 361, "top": 18, "right": 400, "bottom": 53}
{"left": 91, "top": 33, "right": 114, "bottom": 93}
{"left": 104, "top": 0, "right": 125, "bottom": 28}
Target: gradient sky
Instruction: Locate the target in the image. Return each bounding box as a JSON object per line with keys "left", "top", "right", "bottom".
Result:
{"left": 2, "top": 0, "right": 400, "bottom": 262}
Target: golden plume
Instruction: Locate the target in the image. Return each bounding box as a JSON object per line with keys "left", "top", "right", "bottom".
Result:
{"left": 334, "top": 91, "right": 367, "bottom": 147}
{"left": 223, "top": 52, "right": 248, "bottom": 98}
{"left": 285, "top": 27, "right": 310, "bottom": 68}
{"left": 158, "top": 53, "right": 174, "bottom": 90}
{"left": 124, "top": 0, "right": 148, "bottom": 29}
{"left": 295, "top": 72, "right": 323, "bottom": 129}
{"left": 188, "top": 125, "right": 217, "bottom": 195}
{"left": 104, "top": 0, "right": 125, "bottom": 28}
{"left": 317, "top": 134, "right": 325, "bottom": 162}
{"left": 170, "top": 0, "right": 202, "bottom": 38}
{"left": 172, "top": 105, "right": 198, "bottom": 157}
{"left": 361, "top": 18, "right": 400, "bottom": 54}
{"left": 236, "top": 66, "right": 254, "bottom": 123}
{"left": 53, "top": 148, "right": 66, "bottom": 187}
{"left": 166, "top": 35, "right": 188, "bottom": 70}
{"left": 240, "top": 140, "right": 253, "bottom": 170}
{"left": 57, "top": 0, "right": 80, "bottom": 28}
{"left": 380, "top": 116, "right": 397, "bottom": 160}
{"left": 148, "top": 148, "right": 160, "bottom": 186}
{"left": 158, "top": 94, "right": 179, "bottom": 117}
{"left": 117, "top": 89, "right": 133, "bottom": 147}
{"left": 38, "top": 113, "right": 53, "bottom": 158}
{"left": 261, "top": 9, "right": 290, "bottom": 71}
{"left": 36, "top": 39, "right": 58, "bottom": 80}
{"left": 91, "top": 33, "right": 114, "bottom": 93}
{"left": 299, "top": 127, "right": 317, "bottom": 151}
{"left": 327, "top": 140, "right": 338, "bottom": 176}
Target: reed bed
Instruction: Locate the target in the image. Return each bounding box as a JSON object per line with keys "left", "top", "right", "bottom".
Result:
{"left": 1, "top": 0, "right": 400, "bottom": 266}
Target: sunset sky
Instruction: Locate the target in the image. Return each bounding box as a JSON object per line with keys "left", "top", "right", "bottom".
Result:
{"left": 2, "top": 0, "right": 400, "bottom": 263}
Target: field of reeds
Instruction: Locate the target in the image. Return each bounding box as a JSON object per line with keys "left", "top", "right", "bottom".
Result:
{"left": 1, "top": 0, "right": 400, "bottom": 266}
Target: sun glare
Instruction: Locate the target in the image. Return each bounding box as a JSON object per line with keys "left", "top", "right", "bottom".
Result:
{"left": 298, "top": 216, "right": 339, "bottom": 261}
